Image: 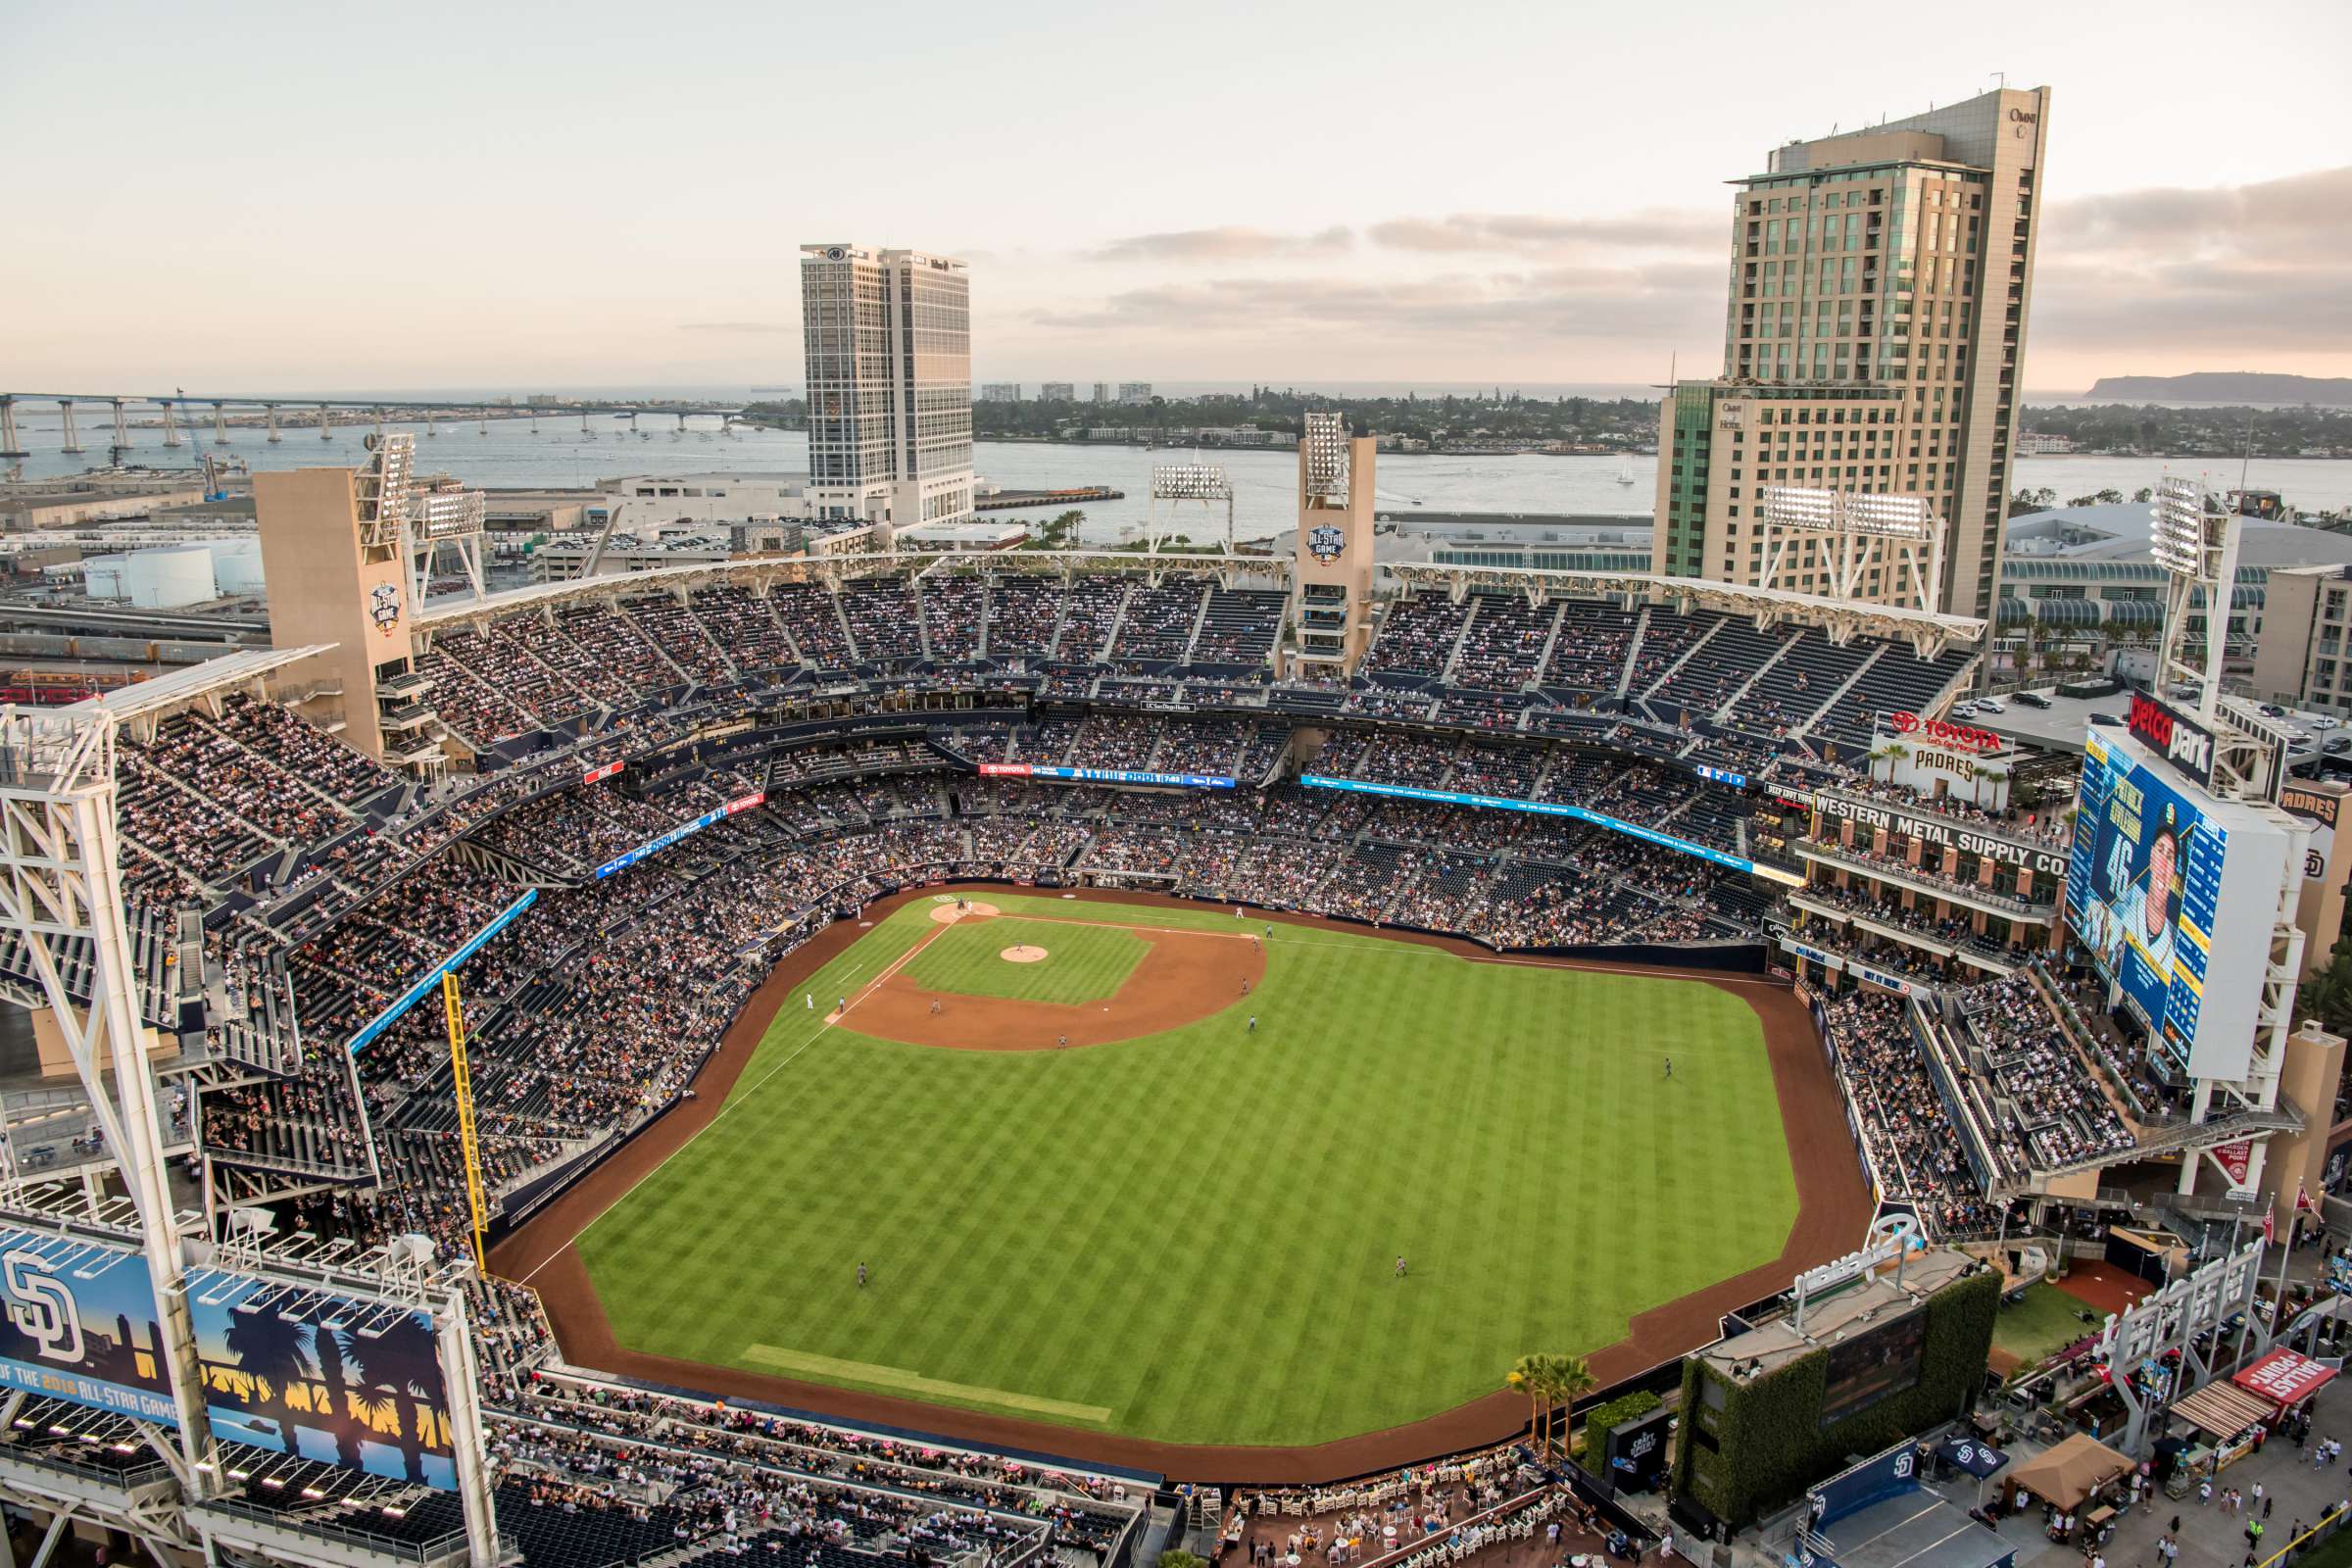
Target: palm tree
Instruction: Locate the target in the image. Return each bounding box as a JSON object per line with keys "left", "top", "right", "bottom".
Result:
{"left": 219, "top": 1312, "right": 316, "bottom": 1453}
{"left": 310, "top": 1320, "right": 365, "bottom": 1470}
{"left": 345, "top": 1314, "right": 445, "bottom": 1483}
{"left": 1505, "top": 1355, "right": 1547, "bottom": 1450}
{"left": 1507, "top": 1353, "right": 1595, "bottom": 1459}
{"left": 1543, "top": 1354, "right": 1596, "bottom": 1465}
{"left": 2297, "top": 944, "right": 2352, "bottom": 1038}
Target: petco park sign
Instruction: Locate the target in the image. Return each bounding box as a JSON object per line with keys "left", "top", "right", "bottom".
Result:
{"left": 1889, "top": 711, "right": 2005, "bottom": 755}
{"left": 2128, "top": 692, "right": 2218, "bottom": 787}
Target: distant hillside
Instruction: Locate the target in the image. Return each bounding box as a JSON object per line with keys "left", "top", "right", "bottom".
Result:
{"left": 2084, "top": 371, "right": 2352, "bottom": 405}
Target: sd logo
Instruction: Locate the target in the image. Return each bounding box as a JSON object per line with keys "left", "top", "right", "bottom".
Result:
{"left": 3, "top": 1249, "right": 83, "bottom": 1362}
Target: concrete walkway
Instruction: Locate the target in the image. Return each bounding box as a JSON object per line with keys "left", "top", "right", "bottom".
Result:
{"left": 1917, "top": 1392, "right": 2352, "bottom": 1568}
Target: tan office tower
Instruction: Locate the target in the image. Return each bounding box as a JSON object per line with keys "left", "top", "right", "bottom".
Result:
{"left": 800, "top": 244, "right": 974, "bottom": 532}
{"left": 1653, "top": 86, "right": 2051, "bottom": 620}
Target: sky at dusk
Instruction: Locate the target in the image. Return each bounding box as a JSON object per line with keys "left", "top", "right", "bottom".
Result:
{"left": 5, "top": 0, "right": 2347, "bottom": 395}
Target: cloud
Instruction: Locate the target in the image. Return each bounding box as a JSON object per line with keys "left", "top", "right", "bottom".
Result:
{"left": 1031, "top": 261, "right": 1720, "bottom": 348}
{"left": 678, "top": 320, "right": 796, "bottom": 333}
{"left": 1088, "top": 225, "right": 1355, "bottom": 264}
{"left": 1368, "top": 210, "right": 1719, "bottom": 255}
{"left": 2030, "top": 166, "right": 2352, "bottom": 358}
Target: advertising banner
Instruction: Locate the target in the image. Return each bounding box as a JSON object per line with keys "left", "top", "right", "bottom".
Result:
{"left": 1601, "top": 1403, "right": 1675, "bottom": 1496}
{"left": 978, "top": 762, "right": 1235, "bottom": 789}
{"left": 592, "top": 791, "right": 767, "bottom": 879}
{"left": 1810, "top": 794, "right": 2067, "bottom": 878}
{"left": 1299, "top": 774, "right": 1803, "bottom": 886}
{"left": 0, "top": 1232, "right": 460, "bottom": 1488}
{"left": 2212, "top": 1141, "right": 2254, "bottom": 1188}
{"left": 187, "top": 1276, "right": 457, "bottom": 1489}
{"left": 2233, "top": 1348, "right": 2336, "bottom": 1408}
{"left": 0, "top": 1228, "right": 177, "bottom": 1422}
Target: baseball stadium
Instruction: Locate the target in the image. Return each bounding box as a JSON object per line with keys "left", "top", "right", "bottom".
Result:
{"left": 0, "top": 424, "right": 2335, "bottom": 1568}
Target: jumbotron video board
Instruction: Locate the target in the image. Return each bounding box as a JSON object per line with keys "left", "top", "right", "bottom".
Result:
{"left": 2065, "top": 720, "right": 2289, "bottom": 1080}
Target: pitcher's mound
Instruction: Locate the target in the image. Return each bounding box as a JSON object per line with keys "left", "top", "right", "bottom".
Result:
{"left": 930, "top": 901, "right": 1002, "bottom": 924}
{"left": 1000, "top": 945, "right": 1050, "bottom": 964}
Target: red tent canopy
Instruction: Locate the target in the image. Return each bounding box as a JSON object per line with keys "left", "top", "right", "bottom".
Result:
{"left": 2233, "top": 1348, "right": 2337, "bottom": 1408}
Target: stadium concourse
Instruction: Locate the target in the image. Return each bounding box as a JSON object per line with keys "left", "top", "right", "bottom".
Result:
{"left": 12, "top": 554, "right": 2227, "bottom": 1566}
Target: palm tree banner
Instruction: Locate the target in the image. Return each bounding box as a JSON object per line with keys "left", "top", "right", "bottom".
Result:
{"left": 187, "top": 1282, "right": 457, "bottom": 1488}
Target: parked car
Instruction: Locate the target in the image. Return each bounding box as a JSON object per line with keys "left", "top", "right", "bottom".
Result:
{"left": 2091, "top": 712, "right": 2124, "bottom": 726}
{"left": 2327, "top": 737, "right": 2351, "bottom": 756}
{"left": 1975, "top": 698, "right": 2006, "bottom": 714}
{"left": 2014, "top": 691, "right": 2052, "bottom": 709}
{"left": 2261, "top": 703, "right": 2289, "bottom": 718}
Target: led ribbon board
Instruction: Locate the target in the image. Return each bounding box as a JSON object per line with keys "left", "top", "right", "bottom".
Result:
{"left": 592, "top": 792, "right": 767, "bottom": 879}
{"left": 347, "top": 890, "right": 539, "bottom": 1054}
{"left": 1298, "top": 774, "right": 1801, "bottom": 886}
{"left": 978, "top": 763, "right": 1235, "bottom": 789}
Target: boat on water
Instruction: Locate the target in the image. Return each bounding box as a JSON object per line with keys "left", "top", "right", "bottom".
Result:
{"left": 1614, "top": 456, "right": 1636, "bottom": 485}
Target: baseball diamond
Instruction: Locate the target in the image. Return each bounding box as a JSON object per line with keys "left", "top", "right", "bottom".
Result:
{"left": 503, "top": 886, "right": 1869, "bottom": 1475}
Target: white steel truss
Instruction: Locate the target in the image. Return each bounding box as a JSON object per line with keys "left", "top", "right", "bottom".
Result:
{"left": 0, "top": 708, "right": 213, "bottom": 1484}
{"left": 0, "top": 706, "right": 502, "bottom": 1568}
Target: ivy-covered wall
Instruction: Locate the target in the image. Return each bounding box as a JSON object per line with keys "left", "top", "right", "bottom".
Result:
{"left": 1672, "top": 1267, "right": 1999, "bottom": 1529}
{"left": 1577, "top": 1390, "right": 1664, "bottom": 1477}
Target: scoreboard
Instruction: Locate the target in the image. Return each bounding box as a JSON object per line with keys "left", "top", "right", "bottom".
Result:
{"left": 2066, "top": 727, "right": 2291, "bottom": 1081}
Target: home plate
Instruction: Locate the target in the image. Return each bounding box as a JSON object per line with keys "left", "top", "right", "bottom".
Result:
{"left": 1000, "top": 945, "right": 1050, "bottom": 963}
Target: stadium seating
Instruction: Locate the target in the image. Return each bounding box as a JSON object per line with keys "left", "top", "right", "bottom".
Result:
{"left": 72, "top": 560, "right": 2071, "bottom": 1552}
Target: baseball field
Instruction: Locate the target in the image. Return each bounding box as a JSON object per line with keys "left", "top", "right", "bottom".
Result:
{"left": 562, "top": 891, "right": 1808, "bottom": 1452}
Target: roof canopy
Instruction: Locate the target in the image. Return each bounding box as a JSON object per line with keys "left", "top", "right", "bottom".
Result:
{"left": 2171, "top": 1380, "right": 2274, "bottom": 1439}
{"left": 2006, "top": 1434, "right": 2132, "bottom": 1509}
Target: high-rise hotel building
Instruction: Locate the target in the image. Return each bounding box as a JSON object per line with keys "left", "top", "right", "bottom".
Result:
{"left": 800, "top": 244, "right": 975, "bottom": 530}
{"left": 1652, "top": 86, "right": 2051, "bottom": 620}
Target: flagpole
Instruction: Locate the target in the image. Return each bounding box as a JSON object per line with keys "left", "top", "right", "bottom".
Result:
{"left": 2274, "top": 1204, "right": 2296, "bottom": 1346}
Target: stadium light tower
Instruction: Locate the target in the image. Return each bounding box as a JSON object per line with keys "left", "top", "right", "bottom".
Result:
{"left": 2151, "top": 473, "right": 2238, "bottom": 721}
{"left": 1757, "top": 485, "right": 1946, "bottom": 612}
{"left": 1303, "top": 411, "right": 1351, "bottom": 508}
{"left": 359, "top": 433, "right": 489, "bottom": 604}
{"left": 0, "top": 707, "right": 215, "bottom": 1475}
{"left": 1147, "top": 462, "right": 1235, "bottom": 553}
{"left": 2149, "top": 473, "right": 2290, "bottom": 800}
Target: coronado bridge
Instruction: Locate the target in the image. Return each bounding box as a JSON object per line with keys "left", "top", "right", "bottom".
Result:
{"left": 0, "top": 390, "right": 756, "bottom": 472}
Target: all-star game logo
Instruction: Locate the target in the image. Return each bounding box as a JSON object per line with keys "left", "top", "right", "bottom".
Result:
{"left": 1307, "top": 523, "right": 1347, "bottom": 564}
{"left": 368, "top": 581, "right": 402, "bottom": 635}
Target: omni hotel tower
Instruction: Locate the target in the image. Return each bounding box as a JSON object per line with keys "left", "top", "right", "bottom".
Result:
{"left": 1652, "top": 85, "right": 2052, "bottom": 620}
{"left": 799, "top": 243, "right": 976, "bottom": 531}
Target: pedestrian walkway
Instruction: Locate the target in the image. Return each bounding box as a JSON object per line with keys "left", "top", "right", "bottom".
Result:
{"left": 1919, "top": 1396, "right": 2352, "bottom": 1568}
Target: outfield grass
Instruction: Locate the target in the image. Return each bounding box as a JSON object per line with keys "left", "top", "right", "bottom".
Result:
{"left": 576, "top": 893, "right": 1800, "bottom": 1448}
{"left": 1992, "top": 1282, "right": 2097, "bottom": 1371}
{"left": 898, "top": 915, "right": 1147, "bottom": 1004}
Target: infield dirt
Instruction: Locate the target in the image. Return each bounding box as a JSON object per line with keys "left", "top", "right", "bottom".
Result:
{"left": 854, "top": 906, "right": 1264, "bottom": 1050}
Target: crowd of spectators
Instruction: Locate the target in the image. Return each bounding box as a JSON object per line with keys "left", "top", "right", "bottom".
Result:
{"left": 1959, "top": 973, "right": 2138, "bottom": 1169}
{"left": 1822, "top": 992, "right": 2002, "bottom": 1237}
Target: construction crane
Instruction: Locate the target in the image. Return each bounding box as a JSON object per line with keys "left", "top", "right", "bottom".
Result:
{"left": 439, "top": 973, "right": 490, "bottom": 1274}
